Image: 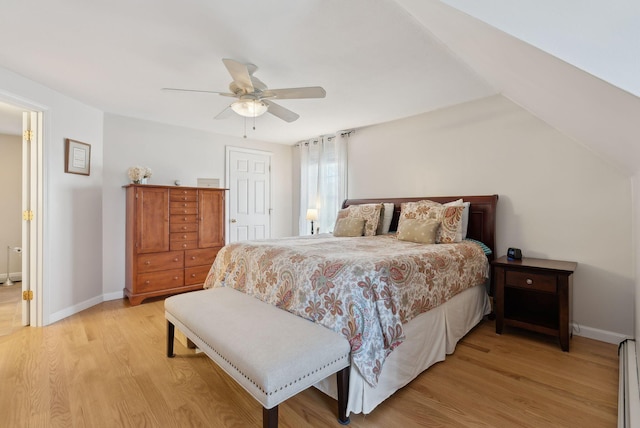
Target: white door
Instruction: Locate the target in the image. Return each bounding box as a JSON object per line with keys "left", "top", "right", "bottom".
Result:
{"left": 226, "top": 148, "right": 271, "bottom": 242}
{"left": 21, "top": 111, "right": 40, "bottom": 326}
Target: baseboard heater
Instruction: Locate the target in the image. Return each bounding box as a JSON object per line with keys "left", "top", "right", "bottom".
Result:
{"left": 619, "top": 339, "right": 640, "bottom": 427}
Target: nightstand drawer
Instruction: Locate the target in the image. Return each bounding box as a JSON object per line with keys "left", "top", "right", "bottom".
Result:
{"left": 506, "top": 271, "right": 556, "bottom": 293}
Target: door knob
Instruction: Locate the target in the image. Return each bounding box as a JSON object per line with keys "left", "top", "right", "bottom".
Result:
{"left": 230, "top": 219, "right": 237, "bottom": 223}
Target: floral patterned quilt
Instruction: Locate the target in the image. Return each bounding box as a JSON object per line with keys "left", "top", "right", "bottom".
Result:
{"left": 203, "top": 234, "right": 489, "bottom": 387}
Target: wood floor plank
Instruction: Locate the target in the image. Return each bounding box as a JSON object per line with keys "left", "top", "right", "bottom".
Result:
{"left": 0, "top": 297, "right": 619, "bottom": 427}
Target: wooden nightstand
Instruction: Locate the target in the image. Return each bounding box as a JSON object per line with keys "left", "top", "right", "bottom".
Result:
{"left": 493, "top": 256, "right": 577, "bottom": 351}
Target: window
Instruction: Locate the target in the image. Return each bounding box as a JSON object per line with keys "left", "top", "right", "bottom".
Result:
{"left": 298, "top": 134, "right": 348, "bottom": 235}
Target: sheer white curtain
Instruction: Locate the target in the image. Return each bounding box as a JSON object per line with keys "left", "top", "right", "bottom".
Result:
{"left": 298, "top": 133, "right": 348, "bottom": 235}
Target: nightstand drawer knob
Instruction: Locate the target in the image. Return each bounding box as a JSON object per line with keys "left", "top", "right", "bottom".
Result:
{"left": 526, "top": 278, "right": 533, "bottom": 285}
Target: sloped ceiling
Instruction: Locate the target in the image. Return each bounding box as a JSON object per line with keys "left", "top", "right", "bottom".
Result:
{"left": 440, "top": 0, "right": 640, "bottom": 97}
{"left": 396, "top": 0, "right": 640, "bottom": 175}
{"left": 0, "top": 0, "right": 638, "bottom": 174}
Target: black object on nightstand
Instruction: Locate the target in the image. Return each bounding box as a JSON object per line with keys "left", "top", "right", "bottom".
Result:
{"left": 492, "top": 256, "right": 577, "bottom": 351}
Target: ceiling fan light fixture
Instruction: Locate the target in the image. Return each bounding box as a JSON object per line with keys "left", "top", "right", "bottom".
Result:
{"left": 231, "top": 99, "right": 268, "bottom": 118}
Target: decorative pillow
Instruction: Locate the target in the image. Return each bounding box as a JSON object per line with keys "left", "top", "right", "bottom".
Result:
{"left": 464, "top": 238, "right": 493, "bottom": 256}
{"left": 444, "top": 199, "right": 471, "bottom": 241}
{"left": 399, "top": 200, "right": 464, "bottom": 243}
{"left": 397, "top": 219, "right": 439, "bottom": 244}
{"left": 340, "top": 204, "right": 383, "bottom": 236}
{"left": 333, "top": 217, "right": 366, "bottom": 237}
{"left": 376, "top": 203, "right": 395, "bottom": 235}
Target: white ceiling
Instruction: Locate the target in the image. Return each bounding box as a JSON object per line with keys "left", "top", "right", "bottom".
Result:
{"left": 0, "top": 0, "right": 496, "bottom": 142}
{"left": 440, "top": 0, "right": 640, "bottom": 97}
{"left": 0, "top": 0, "right": 637, "bottom": 156}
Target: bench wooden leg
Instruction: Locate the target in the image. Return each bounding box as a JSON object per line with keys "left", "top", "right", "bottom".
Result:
{"left": 167, "top": 320, "right": 175, "bottom": 358}
{"left": 337, "top": 366, "right": 350, "bottom": 425}
{"left": 263, "top": 406, "right": 277, "bottom": 428}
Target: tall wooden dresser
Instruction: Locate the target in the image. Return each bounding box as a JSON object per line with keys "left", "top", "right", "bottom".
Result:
{"left": 124, "top": 184, "right": 225, "bottom": 305}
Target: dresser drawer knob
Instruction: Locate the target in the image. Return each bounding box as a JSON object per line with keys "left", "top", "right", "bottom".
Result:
{"left": 145, "top": 280, "right": 150, "bottom": 284}
{"left": 526, "top": 278, "right": 533, "bottom": 285}
{"left": 173, "top": 258, "right": 179, "bottom": 262}
{"left": 191, "top": 274, "right": 196, "bottom": 278}
{"left": 145, "top": 261, "right": 151, "bottom": 265}
{"left": 183, "top": 203, "right": 187, "bottom": 207}
{"left": 191, "top": 256, "right": 196, "bottom": 260}
{"left": 184, "top": 217, "right": 187, "bottom": 221}
{"left": 174, "top": 276, "right": 179, "bottom": 280}
{"left": 182, "top": 244, "right": 187, "bottom": 248}
{"left": 183, "top": 235, "right": 187, "bottom": 239}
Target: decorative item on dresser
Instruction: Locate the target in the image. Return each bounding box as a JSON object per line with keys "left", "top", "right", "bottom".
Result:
{"left": 127, "top": 166, "right": 153, "bottom": 184}
{"left": 493, "top": 256, "right": 577, "bottom": 351}
{"left": 124, "top": 184, "right": 226, "bottom": 305}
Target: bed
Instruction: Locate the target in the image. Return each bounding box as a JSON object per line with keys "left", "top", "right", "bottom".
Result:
{"left": 203, "top": 194, "right": 498, "bottom": 415}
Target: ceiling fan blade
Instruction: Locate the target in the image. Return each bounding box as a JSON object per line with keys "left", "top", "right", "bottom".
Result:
{"left": 261, "top": 86, "right": 326, "bottom": 99}
{"left": 162, "top": 87, "right": 235, "bottom": 96}
{"left": 214, "top": 105, "right": 235, "bottom": 120}
{"left": 264, "top": 100, "right": 299, "bottom": 123}
{"left": 222, "top": 58, "right": 254, "bottom": 93}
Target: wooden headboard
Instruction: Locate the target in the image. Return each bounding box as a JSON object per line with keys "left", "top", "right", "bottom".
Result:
{"left": 342, "top": 195, "right": 499, "bottom": 260}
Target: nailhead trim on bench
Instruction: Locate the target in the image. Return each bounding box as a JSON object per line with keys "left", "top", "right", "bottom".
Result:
{"left": 177, "top": 318, "right": 350, "bottom": 398}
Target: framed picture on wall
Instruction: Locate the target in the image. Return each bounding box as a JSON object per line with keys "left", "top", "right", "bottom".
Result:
{"left": 64, "top": 139, "right": 91, "bottom": 176}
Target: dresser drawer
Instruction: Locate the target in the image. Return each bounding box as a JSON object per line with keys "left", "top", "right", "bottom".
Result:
{"left": 185, "top": 265, "right": 211, "bottom": 285}
{"left": 185, "top": 248, "right": 220, "bottom": 267}
{"left": 170, "top": 214, "right": 197, "bottom": 224}
{"left": 136, "top": 269, "right": 184, "bottom": 293}
{"left": 170, "top": 189, "right": 197, "bottom": 202}
{"left": 505, "top": 270, "right": 556, "bottom": 293}
{"left": 137, "top": 251, "right": 184, "bottom": 273}
{"left": 169, "top": 205, "right": 197, "bottom": 215}
{"left": 170, "top": 222, "right": 198, "bottom": 233}
{"left": 170, "top": 240, "right": 198, "bottom": 251}
{"left": 170, "top": 232, "right": 198, "bottom": 242}
{"left": 170, "top": 201, "right": 197, "bottom": 209}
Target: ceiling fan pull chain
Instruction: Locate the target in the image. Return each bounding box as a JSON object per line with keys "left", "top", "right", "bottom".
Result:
{"left": 243, "top": 116, "right": 247, "bottom": 139}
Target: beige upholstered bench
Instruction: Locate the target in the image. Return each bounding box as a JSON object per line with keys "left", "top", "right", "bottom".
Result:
{"left": 165, "top": 287, "right": 351, "bottom": 428}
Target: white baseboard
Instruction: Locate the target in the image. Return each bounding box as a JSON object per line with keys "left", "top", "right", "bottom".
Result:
{"left": 48, "top": 290, "right": 125, "bottom": 324}
{"left": 103, "top": 290, "right": 125, "bottom": 301}
{"left": 0, "top": 272, "right": 22, "bottom": 283}
{"left": 573, "top": 323, "right": 630, "bottom": 345}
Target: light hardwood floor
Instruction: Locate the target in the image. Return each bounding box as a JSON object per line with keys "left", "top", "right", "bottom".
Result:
{"left": 0, "top": 281, "right": 21, "bottom": 337}
{"left": 0, "top": 297, "right": 618, "bottom": 427}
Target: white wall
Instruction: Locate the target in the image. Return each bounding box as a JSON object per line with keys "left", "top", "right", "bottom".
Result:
{"left": 0, "top": 66, "right": 104, "bottom": 325}
{"left": 0, "top": 133, "right": 21, "bottom": 279}
{"left": 347, "top": 95, "right": 633, "bottom": 340}
{"left": 102, "top": 114, "right": 294, "bottom": 298}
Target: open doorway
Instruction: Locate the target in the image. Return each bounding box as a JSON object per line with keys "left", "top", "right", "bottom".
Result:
{"left": 0, "top": 101, "right": 24, "bottom": 335}
{"left": 0, "top": 100, "right": 41, "bottom": 333}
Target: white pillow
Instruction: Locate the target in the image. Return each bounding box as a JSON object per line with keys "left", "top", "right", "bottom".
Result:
{"left": 376, "top": 203, "right": 395, "bottom": 235}
{"left": 444, "top": 199, "right": 471, "bottom": 241}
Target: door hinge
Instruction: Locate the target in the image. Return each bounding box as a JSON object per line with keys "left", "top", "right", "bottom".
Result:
{"left": 23, "top": 130, "right": 33, "bottom": 142}
{"left": 22, "top": 290, "right": 33, "bottom": 301}
{"left": 23, "top": 210, "right": 34, "bottom": 221}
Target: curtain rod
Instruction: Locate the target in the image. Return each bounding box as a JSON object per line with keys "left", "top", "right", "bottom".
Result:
{"left": 295, "top": 129, "right": 354, "bottom": 147}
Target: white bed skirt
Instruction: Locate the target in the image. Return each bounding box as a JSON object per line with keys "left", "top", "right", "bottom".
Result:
{"left": 314, "top": 283, "right": 491, "bottom": 415}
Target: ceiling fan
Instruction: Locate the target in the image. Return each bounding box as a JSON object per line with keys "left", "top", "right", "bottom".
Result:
{"left": 162, "top": 58, "right": 326, "bottom": 123}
